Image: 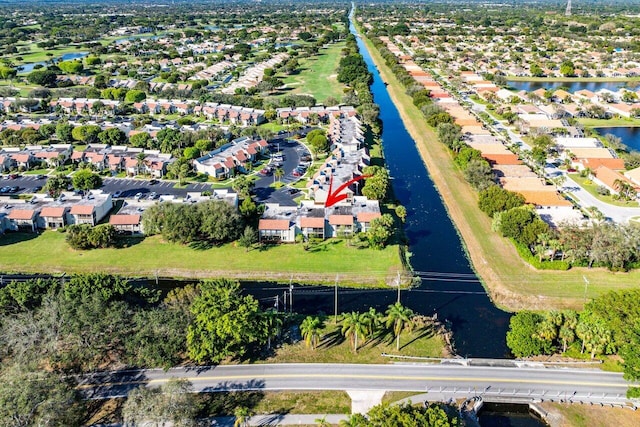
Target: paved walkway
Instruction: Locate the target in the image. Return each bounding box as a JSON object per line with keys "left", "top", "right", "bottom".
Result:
{"left": 209, "top": 414, "right": 349, "bottom": 426}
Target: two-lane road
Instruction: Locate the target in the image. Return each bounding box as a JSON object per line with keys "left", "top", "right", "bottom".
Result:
{"left": 79, "top": 363, "right": 636, "bottom": 406}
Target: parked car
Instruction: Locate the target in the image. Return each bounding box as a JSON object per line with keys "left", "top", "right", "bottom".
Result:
{"left": 8, "top": 186, "right": 20, "bottom": 193}
{"left": 113, "top": 190, "right": 123, "bottom": 198}
{"left": 0, "top": 186, "right": 10, "bottom": 193}
{"left": 149, "top": 179, "right": 158, "bottom": 185}
{"left": 35, "top": 174, "right": 46, "bottom": 179}
{"left": 287, "top": 188, "right": 300, "bottom": 195}
{"left": 8, "top": 174, "right": 20, "bottom": 179}
{"left": 149, "top": 191, "right": 158, "bottom": 200}
{"left": 134, "top": 192, "right": 143, "bottom": 200}
{"left": 31, "top": 186, "right": 42, "bottom": 193}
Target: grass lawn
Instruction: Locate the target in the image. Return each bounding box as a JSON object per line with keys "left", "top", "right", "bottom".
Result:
{"left": 0, "top": 231, "right": 402, "bottom": 286}
{"left": 12, "top": 46, "right": 87, "bottom": 68}
{"left": 259, "top": 122, "right": 286, "bottom": 133}
{"left": 507, "top": 76, "right": 640, "bottom": 83}
{"left": 279, "top": 41, "right": 346, "bottom": 103}
{"left": 578, "top": 117, "right": 640, "bottom": 128}
{"left": 568, "top": 174, "right": 639, "bottom": 207}
{"left": 360, "top": 29, "right": 640, "bottom": 311}
{"left": 540, "top": 402, "right": 640, "bottom": 427}
{"left": 261, "top": 318, "right": 447, "bottom": 364}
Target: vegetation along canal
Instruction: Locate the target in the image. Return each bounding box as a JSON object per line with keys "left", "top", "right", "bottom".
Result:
{"left": 232, "top": 16, "right": 514, "bottom": 359}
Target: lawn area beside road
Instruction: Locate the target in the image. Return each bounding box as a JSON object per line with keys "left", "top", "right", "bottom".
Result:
{"left": 279, "top": 41, "right": 346, "bottom": 103}
{"left": 260, "top": 318, "right": 447, "bottom": 364}
{"left": 578, "top": 117, "right": 640, "bottom": 127}
{"left": 0, "top": 231, "right": 402, "bottom": 286}
{"left": 360, "top": 31, "right": 640, "bottom": 311}
{"left": 507, "top": 76, "right": 640, "bottom": 83}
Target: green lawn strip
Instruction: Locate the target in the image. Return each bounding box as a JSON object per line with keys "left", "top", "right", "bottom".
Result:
{"left": 568, "top": 174, "right": 639, "bottom": 207}
{"left": 259, "top": 320, "right": 446, "bottom": 364}
{"left": 382, "top": 391, "right": 425, "bottom": 405}
{"left": 507, "top": 76, "right": 640, "bottom": 83}
{"left": 0, "top": 232, "right": 401, "bottom": 285}
{"left": 279, "top": 41, "right": 346, "bottom": 102}
{"left": 12, "top": 46, "right": 87, "bottom": 67}
{"left": 578, "top": 118, "right": 640, "bottom": 128}
{"left": 360, "top": 29, "right": 640, "bottom": 310}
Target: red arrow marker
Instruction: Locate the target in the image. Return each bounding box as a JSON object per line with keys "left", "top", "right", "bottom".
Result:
{"left": 324, "top": 174, "right": 371, "bottom": 208}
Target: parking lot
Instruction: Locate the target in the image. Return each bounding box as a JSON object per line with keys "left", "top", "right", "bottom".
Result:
{"left": 0, "top": 174, "right": 47, "bottom": 195}
{"left": 253, "top": 138, "right": 311, "bottom": 206}
{"left": 1, "top": 137, "right": 311, "bottom": 204}
{"left": 100, "top": 178, "right": 214, "bottom": 200}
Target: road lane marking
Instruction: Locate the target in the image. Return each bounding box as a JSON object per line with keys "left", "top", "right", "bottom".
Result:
{"left": 78, "top": 373, "right": 629, "bottom": 390}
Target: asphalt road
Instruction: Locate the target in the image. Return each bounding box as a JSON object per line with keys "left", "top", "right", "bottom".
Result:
{"left": 79, "top": 362, "right": 636, "bottom": 406}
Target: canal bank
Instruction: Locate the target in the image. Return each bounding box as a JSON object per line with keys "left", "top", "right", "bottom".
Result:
{"left": 352, "top": 18, "right": 640, "bottom": 311}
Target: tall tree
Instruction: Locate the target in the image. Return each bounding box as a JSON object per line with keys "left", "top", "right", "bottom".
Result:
{"left": 341, "top": 311, "right": 370, "bottom": 352}
{"left": 300, "top": 316, "right": 323, "bottom": 350}
{"left": 122, "top": 378, "right": 198, "bottom": 427}
{"left": 187, "top": 280, "right": 261, "bottom": 363}
{"left": 385, "top": 302, "right": 415, "bottom": 351}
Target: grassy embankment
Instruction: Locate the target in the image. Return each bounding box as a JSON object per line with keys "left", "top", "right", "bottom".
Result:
{"left": 507, "top": 76, "right": 640, "bottom": 83}
{"left": 278, "top": 41, "right": 346, "bottom": 103}
{"left": 0, "top": 231, "right": 402, "bottom": 286}
{"left": 578, "top": 117, "right": 640, "bottom": 128}
{"left": 360, "top": 33, "right": 640, "bottom": 311}
{"left": 540, "top": 402, "right": 640, "bottom": 427}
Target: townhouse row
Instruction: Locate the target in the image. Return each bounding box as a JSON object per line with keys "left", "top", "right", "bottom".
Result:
{"left": 194, "top": 136, "right": 269, "bottom": 179}
{"left": 0, "top": 143, "right": 175, "bottom": 177}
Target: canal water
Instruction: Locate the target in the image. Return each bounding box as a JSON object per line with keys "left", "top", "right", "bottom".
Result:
{"left": 350, "top": 24, "right": 512, "bottom": 358}
{"left": 238, "top": 13, "right": 512, "bottom": 359}
{"left": 507, "top": 80, "right": 631, "bottom": 93}
{"left": 594, "top": 126, "right": 640, "bottom": 152}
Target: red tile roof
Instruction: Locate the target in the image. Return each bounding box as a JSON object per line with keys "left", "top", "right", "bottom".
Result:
{"left": 329, "top": 215, "right": 354, "bottom": 225}
{"left": 8, "top": 209, "right": 36, "bottom": 220}
{"left": 109, "top": 214, "right": 141, "bottom": 225}
{"left": 357, "top": 212, "right": 382, "bottom": 223}
{"left": 70, "top": 205, "right": 95, "bottom": 215}
{"left": 300, "top": 217, "right": 325, "bottom": 228}
{"left": 258, "top": 219, "right": 291, "bottom": 230}
{"left": 40, "top": 206, "right": 66, "bottom": 217}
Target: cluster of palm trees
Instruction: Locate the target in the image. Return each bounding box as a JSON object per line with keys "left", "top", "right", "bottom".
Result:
{"left": 300, "top": 302, "right": 416, "bottom": 353}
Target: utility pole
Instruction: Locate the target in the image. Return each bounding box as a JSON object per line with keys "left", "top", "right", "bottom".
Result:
{"left": 289, "top": 275, "right": 293, "bottom": 313}
{"left": 334, "top": 274, "right": 339, "bottom": 324}
{"left": 583, "top": 276, "right": 589, "bottom": 303}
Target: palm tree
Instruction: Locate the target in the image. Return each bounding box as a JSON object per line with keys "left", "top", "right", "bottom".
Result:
{"left": 234, "top": 406, "right": 251, "bottom": 427}
{"left": 300, "top": 316, "right": 323, "bottom": 350}
{"left": 341, "top": 311, "right": 370, "bottom": 353}
{"left": 259, "top": 309, "right": 283, "bottom": 350}
{"left": 364, "top": 307, "right": 382, "bottom": 340}
{"left": 385, "top": 302, "right": 415, "bottom": 351}
{"left": 274, "top": 167, "right": 284, "bottom": 183}
{"left": 136, "top": 152, "right": 147, "bottom": 176}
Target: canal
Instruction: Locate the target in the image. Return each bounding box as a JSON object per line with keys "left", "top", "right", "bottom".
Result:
{"left": 348, "top": 19, "right": 511, "bottom": 359}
